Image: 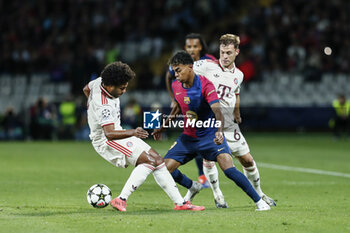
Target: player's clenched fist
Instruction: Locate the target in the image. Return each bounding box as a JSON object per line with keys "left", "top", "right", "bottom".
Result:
{"left": 214, "top": 131, "right": 224, "bottom": 145}
{"left": 133, "top": 127, "right": 149, "bottom": 139}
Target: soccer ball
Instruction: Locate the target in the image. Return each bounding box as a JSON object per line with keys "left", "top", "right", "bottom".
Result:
{"left": 87, "top": 184, "right": 112, "bottom": 208}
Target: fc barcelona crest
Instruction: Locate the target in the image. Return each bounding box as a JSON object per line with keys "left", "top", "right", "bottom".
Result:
{"left": 184, "top": 97, "right": 190, "bottom": 104}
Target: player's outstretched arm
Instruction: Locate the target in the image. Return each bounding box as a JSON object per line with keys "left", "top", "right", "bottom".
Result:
{"left": 210, "top": 102, "right": 225, "bottom": 145}
{"left": 103, "top": 124, "right": 149, "bottom": 140}
{"left": 152, "top": 101, "right": 181, "bottom": 140}
{"left": 83, "top": 84, "right": 90, "bottom": 98}
{"left": 233, "top": 95, "right": 242, "bottom": 124}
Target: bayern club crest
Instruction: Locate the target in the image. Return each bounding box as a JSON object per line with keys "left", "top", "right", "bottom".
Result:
{"left": 234, "top": 78, "right": 238, "bottom": 84}
{"left": 184, "top": 97, "right": 190, "bottom": 104}
{"left": 126, "top": 141, "right": 133, "bottom": 147}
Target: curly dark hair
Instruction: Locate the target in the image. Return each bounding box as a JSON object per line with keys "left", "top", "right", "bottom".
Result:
{"left": 185, "top": 33, "right": 208, "bottom": 57}
{"left": 168, "top": 50, "right": 194, "bottom": 66}
{"left": 101, "top": 61, "right": 135, "bottom": 86}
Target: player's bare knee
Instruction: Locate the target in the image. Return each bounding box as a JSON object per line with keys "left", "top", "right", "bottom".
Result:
{"left": 146, "top": 157, "right": 158, "bottom": 167}
{"left": 217, "top": 153, "right": 234, "bottom": 171}
{"left": 165, "top": 161, "right": 174, "bottom": 172}
{"left": 237, "top": 153, "right": 254, "bottom": 168}
{"left": 148, "top": 149, "right": 164, "bottom": 167}
{"left": 154, "top": 156, "right": 164, "bottom": 167}
{"left": 241, "top": 159, "right": 254, "bottom": 168}
{"left": 165, "top": 159, "right": 177, "bottom": 173}
{"left": 136, "top": 151, "right": 157, "bottom": 167}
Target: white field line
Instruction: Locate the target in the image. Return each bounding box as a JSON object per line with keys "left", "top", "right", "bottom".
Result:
{"left": 258, "top": 162, "right": 350, "bottom": 178}
{"left": 157, "top": 149, "right": 350, "bottom": 178}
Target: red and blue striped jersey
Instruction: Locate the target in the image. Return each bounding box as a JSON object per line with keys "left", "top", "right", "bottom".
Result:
{"left": 171, "top": 74, "right": 219, "bottom": 138}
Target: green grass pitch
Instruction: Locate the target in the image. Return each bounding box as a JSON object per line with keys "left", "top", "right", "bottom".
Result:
{"left": 0, "top": 133, "right": 349, "bottom": 233}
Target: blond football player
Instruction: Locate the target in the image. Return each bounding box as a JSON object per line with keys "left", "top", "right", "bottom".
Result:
{"left": 193, "top": 34, "right": 276, "bottom": 207}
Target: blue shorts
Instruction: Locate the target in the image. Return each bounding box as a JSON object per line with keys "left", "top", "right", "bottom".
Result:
{"left": 164, "top": 133, "right": 231, "bottom": 165}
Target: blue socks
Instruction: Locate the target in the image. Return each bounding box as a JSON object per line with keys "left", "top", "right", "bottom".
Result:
{"left": 224, "top": 167, "right": 261, "bottom": 202}
{"left": 171, "top": 167, "right": 261, "bottom": 202}
{"left": 171, "top": 169, "right": 193, "bottom": 189}
{"left": 195, "top": 156, "right": 204, "bottom": 176}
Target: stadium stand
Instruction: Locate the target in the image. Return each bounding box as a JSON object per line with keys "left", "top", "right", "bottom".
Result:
{"left": 0, "top": 0, "right": 349, "bottom": 138}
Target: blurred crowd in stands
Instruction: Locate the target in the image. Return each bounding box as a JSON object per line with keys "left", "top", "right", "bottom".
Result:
{"left": 0, "top": 96, "right": 89, "bottom": 140}
{"left": 1, "top": 0, "right": 350, "bottom": 140}
{"left": 0, "top": 96, "right": 144, "bottom": 140}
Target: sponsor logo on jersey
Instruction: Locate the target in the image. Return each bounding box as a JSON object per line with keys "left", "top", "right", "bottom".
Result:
{"left": 217, "top": 84, "right": 232, "bottom": 100}
{"left": 214, "top": 74, "right": 220, "bottom": 78}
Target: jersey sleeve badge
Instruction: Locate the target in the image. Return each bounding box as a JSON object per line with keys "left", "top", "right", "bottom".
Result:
{"left": 102, "top": 108, "right": 111, "bottom": 120}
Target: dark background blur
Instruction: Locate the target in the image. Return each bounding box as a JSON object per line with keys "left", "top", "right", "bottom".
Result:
{"left": 1, "top": 0, "right": 349, "bottom": 140}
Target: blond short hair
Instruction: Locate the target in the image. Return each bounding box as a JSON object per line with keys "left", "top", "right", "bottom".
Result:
{"left": 219, "top": 34, "right": 240, "bottom": 49}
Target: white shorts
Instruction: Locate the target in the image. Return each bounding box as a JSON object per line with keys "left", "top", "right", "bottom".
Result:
{"left": 93, "top": 136, "right": 151, "bottom": 168}
{"left": 224, "top": 129, "right": 250, "bottom": 157}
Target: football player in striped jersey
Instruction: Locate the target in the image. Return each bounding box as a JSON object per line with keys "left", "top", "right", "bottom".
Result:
{"left": 165, "top": 33, "right": 216, "bottom": 189}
